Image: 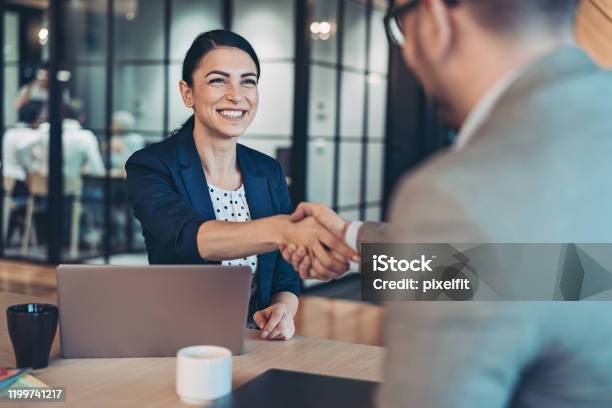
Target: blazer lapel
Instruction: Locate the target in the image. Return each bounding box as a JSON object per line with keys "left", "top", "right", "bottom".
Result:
{"left": 237, "top": 144, "right": 276, "bottom": 304}
{"left": 176, "top": 127, "right": 216, "bottom": 220}
{"left": 237, "top": 144, "right": 273, "bottom": 221}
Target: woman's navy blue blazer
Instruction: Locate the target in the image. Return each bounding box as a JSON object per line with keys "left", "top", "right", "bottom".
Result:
{"left": 125, "top": 124, "right": 300, "bottom": 308}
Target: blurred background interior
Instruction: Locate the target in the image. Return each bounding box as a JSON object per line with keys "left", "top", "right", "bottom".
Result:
{"left": 0, "top": 0, "right": 610, "bottom": 311}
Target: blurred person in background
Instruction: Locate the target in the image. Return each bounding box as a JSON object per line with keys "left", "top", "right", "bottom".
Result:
{"left": 2, "top": 101, "right": 44, "bottom": 244}
{"left": 20, "top": 101, "right": 104, "bottom": 180}
{"left": 3, "top": 101, "right": 44, "bottom": 190}
{"left": 14, "top": 63, "right": 70, "bottom": 123}
{"left": 14, "top": 64, "right": 50, "bottom": 112}
{"left": 17, "top": 101, "right": 106, "bottom": 252}
{"left": 109, "top": 111, "right": 144, "bottom": 175}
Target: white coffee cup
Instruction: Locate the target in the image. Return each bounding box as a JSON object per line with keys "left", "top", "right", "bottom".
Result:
{"left": 176, "top": 345, "right": 232, "bottom": 405}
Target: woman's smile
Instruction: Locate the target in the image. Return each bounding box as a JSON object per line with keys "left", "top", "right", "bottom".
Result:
{"left": 217, "top": 108, "right": 248, "bottom": 121}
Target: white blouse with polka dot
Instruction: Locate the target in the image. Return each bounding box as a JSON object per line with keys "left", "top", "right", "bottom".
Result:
{"left": 207, "top": 183, "right": 258, "bottom": 274}
{"left": 208, "top": 183, "right": 259, "bottom": 328}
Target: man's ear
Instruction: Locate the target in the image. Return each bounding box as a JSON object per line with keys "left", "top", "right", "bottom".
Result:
{"left": 179, "top": 80, "right": 193, "bottom": 108}
{"left": 421, "top": 0, "right": 455, "bottom": 62}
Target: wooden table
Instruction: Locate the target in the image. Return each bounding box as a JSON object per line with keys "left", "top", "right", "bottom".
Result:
{"left": 0, "top": 292, "right": 385, "bottom": 407}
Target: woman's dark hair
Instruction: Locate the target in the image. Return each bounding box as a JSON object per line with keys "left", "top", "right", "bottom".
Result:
{"left": 177, "top": 30, "right": 260, "bottom": 134}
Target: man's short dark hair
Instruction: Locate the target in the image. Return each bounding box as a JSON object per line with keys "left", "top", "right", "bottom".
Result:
{"left": 61, "top": 100, "right": 83, "bottom": 121}
{"left": 465, "top": 0, "right": 578, "bottom": 33}
{"left": 18, "top": 101, "right": 43, "bottom": 124}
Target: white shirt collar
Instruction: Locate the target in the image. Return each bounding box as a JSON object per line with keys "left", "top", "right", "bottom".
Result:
{"left": 37, "top": 119, "right": 81, "bottom": 132}
{"left": 453, "top": 65, "right": 527, "bottom": 151}
{"left": 62, "top": 119, "right": 81, "bottom": 130}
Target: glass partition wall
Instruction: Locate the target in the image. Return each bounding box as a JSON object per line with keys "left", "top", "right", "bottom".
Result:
{"left": 2, "top": 1, "right": 50, "bottom": 261}
{"left": 0, "top": 0, "right": 389, "bottom": 265}
{"left": 306, "top": 0, "right": 388, "bottom": 222}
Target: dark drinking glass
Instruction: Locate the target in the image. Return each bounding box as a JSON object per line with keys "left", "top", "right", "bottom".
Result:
{"left": 6, "top": 303, "right": 58, "bottom": 369}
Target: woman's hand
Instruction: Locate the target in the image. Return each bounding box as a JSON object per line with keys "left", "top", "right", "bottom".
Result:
{"left": 253, "top": 303, "right": 295, "bottom": 341}
{"left": 280, "top": 244, "right": 314, "bottom": 279}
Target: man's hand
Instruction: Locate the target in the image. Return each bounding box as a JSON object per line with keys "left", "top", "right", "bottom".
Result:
{"left": 289, "top": 202, "right": 349, "bottom": 237}
{"left": 253, "top": 303, "right": 295, "bottom": 341}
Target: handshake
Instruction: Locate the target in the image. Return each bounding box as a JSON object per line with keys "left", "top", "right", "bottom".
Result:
{"left": 277, "top": 203, "right": 360, "bottom": 281}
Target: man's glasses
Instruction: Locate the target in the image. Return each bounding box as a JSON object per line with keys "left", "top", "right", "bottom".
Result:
{"left": 384, "top": 0, "right": 459, "bottom": 47}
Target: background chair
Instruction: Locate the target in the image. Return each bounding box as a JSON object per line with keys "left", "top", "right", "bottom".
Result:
{"left": 21, "top": 173, "right": 83, "bottom": 258}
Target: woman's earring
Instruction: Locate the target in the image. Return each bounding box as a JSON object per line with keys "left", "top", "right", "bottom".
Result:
{"left": 186, "top": 99, "right": 192, "bottom": 107}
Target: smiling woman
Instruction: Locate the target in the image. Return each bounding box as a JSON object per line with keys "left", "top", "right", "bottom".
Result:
{"left": 125, "top": 30, "right": 358, "bottom": 341}
{"left": 178, "top": 34, "right": 260, "bottom": 143}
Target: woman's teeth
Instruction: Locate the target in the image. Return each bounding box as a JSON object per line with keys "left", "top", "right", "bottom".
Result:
{"left": 219, "top": 110, "right": 244, "bottom": 118}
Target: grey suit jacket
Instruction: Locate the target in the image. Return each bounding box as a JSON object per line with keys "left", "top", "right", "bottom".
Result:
{"left": 369, "top": 48, "right": 612, "bottom": 407}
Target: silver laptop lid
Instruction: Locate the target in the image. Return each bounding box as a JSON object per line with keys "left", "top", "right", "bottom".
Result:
{"left": 57, "top": 265, "right": 252, "bottom": 358}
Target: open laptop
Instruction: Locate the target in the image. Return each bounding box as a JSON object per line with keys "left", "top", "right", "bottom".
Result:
{"left": 56, "top": 265, "right": 251, "bottom": 358}
{"left": 211, "top": 369, "right": 379, "bottom": 408}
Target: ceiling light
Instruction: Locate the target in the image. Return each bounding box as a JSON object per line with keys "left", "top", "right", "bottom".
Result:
{"left": 38, "top": 28, "right": 48, "bottom": 45}
{"left": 319, "top": 21, "right": 331, "bottom": 34}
